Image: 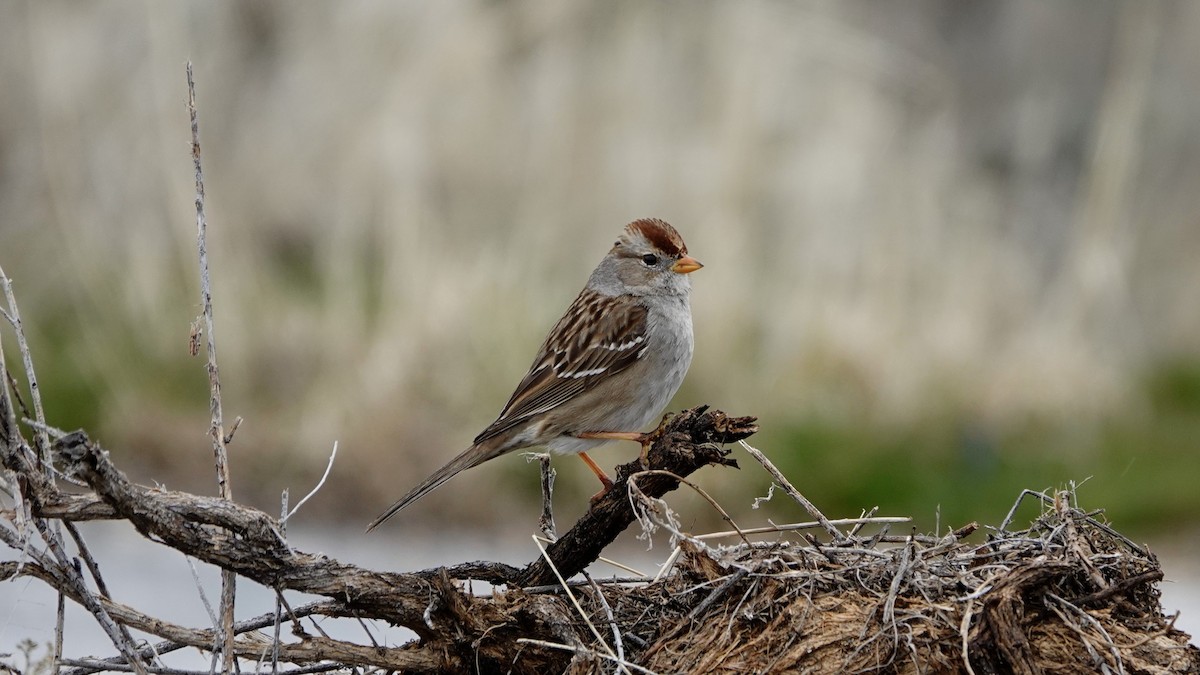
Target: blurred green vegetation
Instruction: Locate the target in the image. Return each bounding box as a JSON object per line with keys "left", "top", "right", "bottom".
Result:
{"left": 762, "top": 358, "right": 1200, "bottom": 536}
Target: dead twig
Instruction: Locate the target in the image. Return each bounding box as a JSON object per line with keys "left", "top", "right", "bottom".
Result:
{"left": 739, "top": 440, "right": 844, "bottom": 540}
{"left": 0, "top": 264, "right": 51, "bottom": 464}
{"left": 186, "top": 61, "right": 237, "bottom": 673}
{"left": 535, "top": 452, "right": 557, "bottom": 540}
{"left": 282, "top": 441, "right": 338, "bottom": 523}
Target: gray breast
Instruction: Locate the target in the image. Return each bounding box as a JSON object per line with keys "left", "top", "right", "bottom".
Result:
{"left": 631, "top": 295, "right": 694, "bottom": 426}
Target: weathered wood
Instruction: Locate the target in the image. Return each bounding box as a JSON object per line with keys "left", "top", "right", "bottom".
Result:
{"left": 4, "top": 399, "right": 1195, "bottom": 674}
{"left": 2, "top": 404, "right": 754, "bottom": 673}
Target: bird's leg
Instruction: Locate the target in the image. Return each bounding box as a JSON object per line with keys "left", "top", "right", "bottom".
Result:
{"left": 576, "top": 417, "right": 675, "bottom": 502}
{"left": 577, "top": 451, "right": 614, "bottom": 488}
{"left": 577, "top": 451, "right": 614, "bottom": 503}
{"left": 577, "top": 429, "right": 656, "bottom": 467}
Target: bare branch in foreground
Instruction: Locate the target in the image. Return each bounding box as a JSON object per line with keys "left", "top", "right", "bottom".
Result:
{"left": 2, "top": 401, "right": 757, "bottom": 673}
{"left": 186, "top": 61, "right": 237, "bottom": 673}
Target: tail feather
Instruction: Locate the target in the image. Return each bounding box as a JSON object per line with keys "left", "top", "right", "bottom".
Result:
{"left": 365, "top": 442, "right": 504, "bottom": 532}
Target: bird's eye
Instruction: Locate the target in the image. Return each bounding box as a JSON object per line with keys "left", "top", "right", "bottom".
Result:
{"left": 641, "top": 253, "right": 659, "bottom": 266}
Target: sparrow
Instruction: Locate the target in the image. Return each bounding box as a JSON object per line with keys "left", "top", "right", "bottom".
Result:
{"left": 367, "top": 218, "right": 702, "bottom": 531}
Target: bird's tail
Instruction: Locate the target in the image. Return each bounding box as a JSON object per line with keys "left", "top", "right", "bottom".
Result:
{"left": 365, "top": 440, "right": 506, "bottom": 532}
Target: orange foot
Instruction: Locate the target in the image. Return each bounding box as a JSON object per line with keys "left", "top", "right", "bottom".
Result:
{"left": 577, "top": 450, "right": 614, "bottom": 503}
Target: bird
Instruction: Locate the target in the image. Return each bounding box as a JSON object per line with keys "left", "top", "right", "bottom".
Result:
{"left": 366, "top": 218, "right": 703, "bottom": 531}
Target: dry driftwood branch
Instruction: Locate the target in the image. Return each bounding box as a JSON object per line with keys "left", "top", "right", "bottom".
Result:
{"left": 2, "top": 402, "right": 756, "bottom": 673}
{"left": 3, "top": 414, "right": 1198, "bottom": 673}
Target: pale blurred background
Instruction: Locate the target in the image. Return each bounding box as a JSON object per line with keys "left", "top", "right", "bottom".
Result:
{"left": 1, "top": 1, "right": 1198, "bottom": 542}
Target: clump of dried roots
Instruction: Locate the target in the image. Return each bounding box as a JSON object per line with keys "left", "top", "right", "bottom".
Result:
{"left": 546, "top": 461, "right": 1196, "bottom": 674}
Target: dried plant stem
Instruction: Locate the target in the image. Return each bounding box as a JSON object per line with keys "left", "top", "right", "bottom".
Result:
{"left": 55, "top": 590, "right": 66, "bottom": 675}
{"left": 0, "top": 264, "right": 51, "bottom": 462}
{"left": 584, "top": 571, "right": 625, "bottom": 665}
{"left": 530, "top": 535, "right": 621, "bottom": 666}
{"left": 695, "top": 515, "right": 910, "bottom": 541}
{"left": 630, "top": 469, "right": 750, "bottom": 546}
{"left": 0, "top": 322, "right": 17, "bottom": 449}
{"left": 64, "top": 520, "right": 147, "bottom": 660}
{"left": 739, "top": 440, "right": 844, "bottom": 540}
{"left": 186, "top": 62, "right": 236, "bottom": 673}
{"left": 282, "top": 442, "right": 337, "bottom": 523}
{"left": 30, "top": 518, "right": 148, "bottom": 674}
{"left": 515, "top": 639, "right": 660, "bottom": 675}
{"left": 537, "top": 453, "right": 557, "bottom": 540}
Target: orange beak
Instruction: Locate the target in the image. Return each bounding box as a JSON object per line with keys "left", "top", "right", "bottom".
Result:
{"left": 672, "top": 255, "right": 704, "bottom": 274}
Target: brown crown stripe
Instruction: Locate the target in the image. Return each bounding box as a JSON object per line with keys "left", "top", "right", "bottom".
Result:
{"left": 626, "top": 218, "right": 687, "bottom": 256}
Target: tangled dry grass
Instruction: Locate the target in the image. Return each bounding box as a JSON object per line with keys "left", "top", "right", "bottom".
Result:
{"left": 541, "top": 476, "right": 1196, "bottom": 674}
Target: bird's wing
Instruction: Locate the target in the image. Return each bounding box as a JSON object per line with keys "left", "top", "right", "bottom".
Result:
{"left": 473, "top": 290, "right": 648, "bottom": 445}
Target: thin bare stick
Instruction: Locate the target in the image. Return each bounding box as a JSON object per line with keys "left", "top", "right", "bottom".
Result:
{"left": 223, "top": 416, "right": 243, "bottom": 446}
{"left": 283, "top": 442, "right": 337, "bottom": 523}
{"left": 848, "top": 506, "right": 880, "bottom": 538}
{"left": 592, "top": 556, "right": 645, "bottom": 577}
{"left": 55, "top": 590, "right": 65, "bottom": 675}
{"left": 584, "top": 572, "right": 625, "bottom": 665}
{"left": 0, "top": 354, "right": 20, "bottom": 452}
{"left": 20, "top": 418, "right": 69, "bottom": 441}
{"left": 695, "top": 516, "right": 911, "bottom": 541}
{"left": 515, "top": 638, "right": 660, "bottom": 675}
{"left": 274, "top": 489, "right": 288, "bottom": 674}
{"left": 739, "top": 440, "right": 843, "bottom": 540}
{"left": 960, "top": 595, "right": 977, "bottom": 675}
{"left": 1048, "top": 592, "right": 1126, "bottom": 674}
{"left": 532, "top": 536, "right": 644, "bottom": 577}
{"left": 185, "top": 555, "right": 219, "bottom": 628}
{"left": 685, "top": 567, "right": 750, "bottom": 620}
{"left": 0, "top": 265, "right": 51, "bottom": 463}
{"left": 186, "top": 61, "right": 235, "bottom": 673}
{"left": 998, "top": 488, "right": 1048, "bottom": 532}
{"left": 63, "top": 522, "right": 112, "bottom": 601}
{"left": 271, "top": 591, "right": 284, "bottom": 675}
{"left": 530, "top": 535, "right": 622, "bottom": 669}
{"left": 0, "top": 493, "right": 37, "bottom": 575}
{"left": 652, "top": 546, "right": 682, "bottom": 583}
{"left": 32, "top": 519, "right": 148, "bottom": 674}
{"left": 630, "top": 469, "right": 750, "bottom": 546}
{"left": 536, "top": 453, "right": 557, "bottom": 540}
{"left": 64, "top": 521, "right": 149, "bottom": 664}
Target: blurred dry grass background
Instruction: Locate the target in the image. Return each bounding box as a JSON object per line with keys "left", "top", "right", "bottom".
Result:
{"left": 1, "top": 1, "right": 1198, "bottom": 534}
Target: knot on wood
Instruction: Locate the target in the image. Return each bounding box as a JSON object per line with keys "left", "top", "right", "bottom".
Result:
{"left": 662, "top": 404, "right": 759, "bottom": 445}
{"left": 52, "top": 430, "right": 102, "bottom": 480}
